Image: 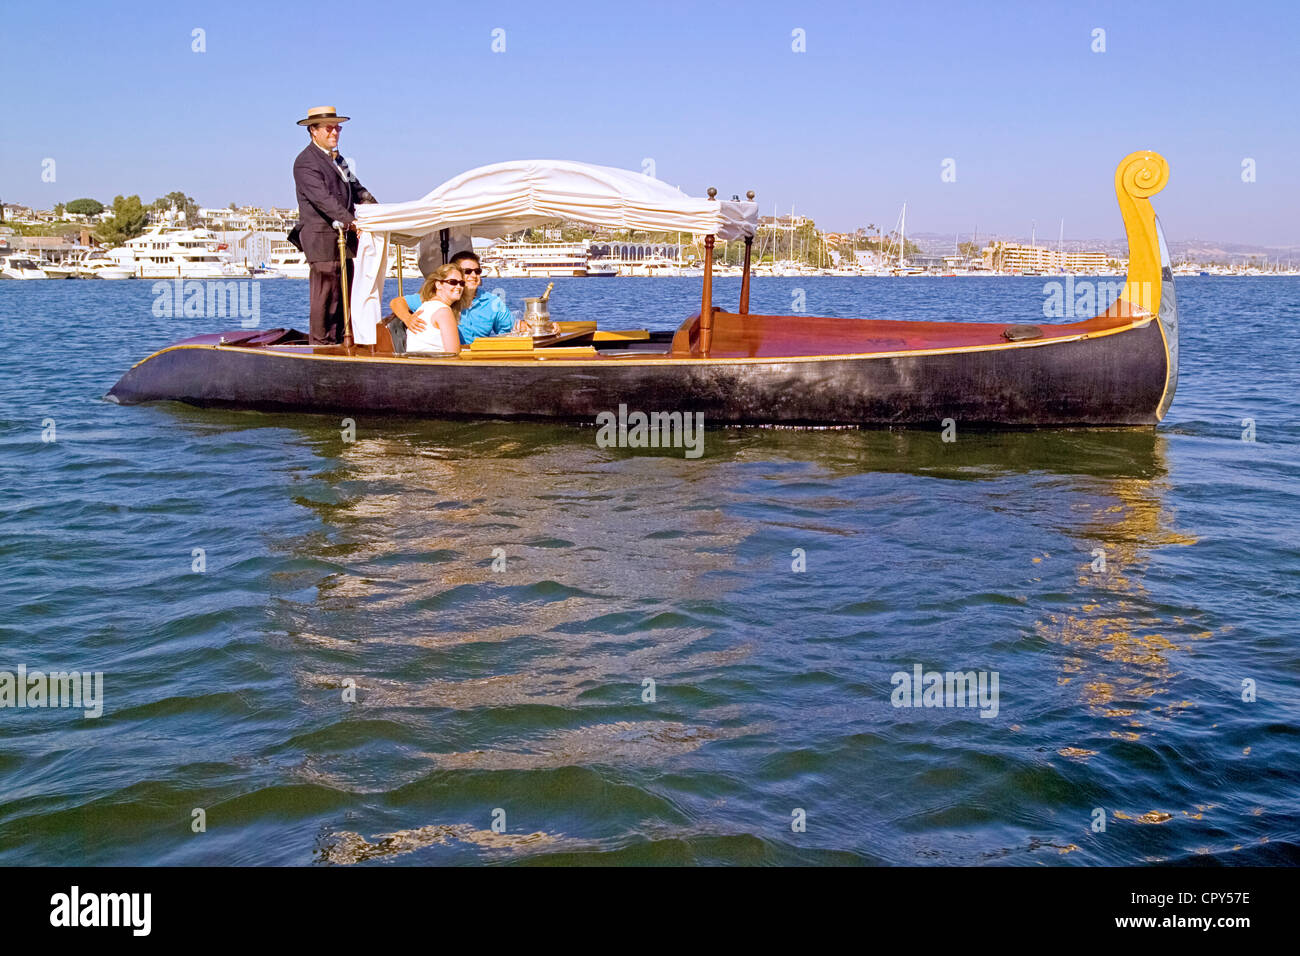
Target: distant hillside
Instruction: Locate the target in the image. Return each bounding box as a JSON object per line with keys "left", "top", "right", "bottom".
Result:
{"left": 907, "top": 231, "right": 1300, "bottom": 264}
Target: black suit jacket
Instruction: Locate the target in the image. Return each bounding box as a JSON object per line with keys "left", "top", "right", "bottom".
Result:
{"left": 292, "top": 143, "right": 377, "bottom": 263}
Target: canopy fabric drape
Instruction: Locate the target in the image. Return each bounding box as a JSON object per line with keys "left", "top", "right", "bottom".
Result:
{"left": 348, "top": 160, "right": 759, "bottom": 344}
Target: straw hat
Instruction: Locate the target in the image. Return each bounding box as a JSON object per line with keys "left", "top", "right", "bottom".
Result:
{"left": 296, "top": 106, "right": 351, "bottom": 127}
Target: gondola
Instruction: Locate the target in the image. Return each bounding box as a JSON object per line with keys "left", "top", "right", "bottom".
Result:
{"left": 107, "top": 152, "right": 1179, "bottom": 427}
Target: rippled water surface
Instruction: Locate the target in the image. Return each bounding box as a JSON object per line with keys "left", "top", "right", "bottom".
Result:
{"left": 1, "top": 276, "right": 1297, "bottom": 865}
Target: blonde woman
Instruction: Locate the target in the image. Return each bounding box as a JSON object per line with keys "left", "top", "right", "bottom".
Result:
{"left": 405, "top": 264, "right": 465, "bottom": 354}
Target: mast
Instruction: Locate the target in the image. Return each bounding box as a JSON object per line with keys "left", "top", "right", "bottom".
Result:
{"left": 764, "top": 197, "right": 774, "bottom": 265}
{"left": 899, "top": 203, "right": 906, "bottom": 270}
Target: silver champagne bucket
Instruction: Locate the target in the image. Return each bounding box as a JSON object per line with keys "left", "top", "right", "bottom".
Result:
{"left": 522, "top": 296, "right": 553, "bottom": 334}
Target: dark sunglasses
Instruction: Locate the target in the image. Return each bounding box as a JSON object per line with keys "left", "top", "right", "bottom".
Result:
{"left": 440, "top": 278, "right": 465, "bottom": 287}
{"left": 458, "top": 267, "right": 482, "bottom": 275}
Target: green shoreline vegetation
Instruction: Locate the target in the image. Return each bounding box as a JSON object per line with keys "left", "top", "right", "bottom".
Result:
{"left": 522, "top": 222, "right": 921, "bottom": 267}
{"left": 1, "top": 192, "right": 198, "bottom": 245}
{"left": 5, "top": 196, "right": 1287, "bottom": 271}
{"left": 8, "top": 191, "right": 912, "bottom": 268}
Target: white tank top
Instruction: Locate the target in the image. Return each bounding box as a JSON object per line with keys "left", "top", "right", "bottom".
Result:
{"left": 406, "top": 299, "right": 457, "bottom": 352}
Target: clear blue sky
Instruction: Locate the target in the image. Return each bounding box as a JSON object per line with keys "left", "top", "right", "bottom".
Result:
{"left": 4, "top": 0, "right": 1297, "bottom": 244}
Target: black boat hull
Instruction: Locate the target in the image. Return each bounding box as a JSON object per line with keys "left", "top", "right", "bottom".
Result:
{"left": 107, "top": 316, "right": 1170, "bottom": 427}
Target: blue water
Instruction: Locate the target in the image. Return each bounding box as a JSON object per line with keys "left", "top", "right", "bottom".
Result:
{"left": 1, "top": 276, "right": 1297, "bottom": 865}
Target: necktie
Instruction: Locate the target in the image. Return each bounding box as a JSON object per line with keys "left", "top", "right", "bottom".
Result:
{"left": 330, "top": 151, "right": 349, "bottom": 183}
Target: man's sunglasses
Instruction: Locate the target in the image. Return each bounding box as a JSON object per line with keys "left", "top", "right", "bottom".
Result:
{"left": 458, "top": 267, "right": 482, "bottom": 275}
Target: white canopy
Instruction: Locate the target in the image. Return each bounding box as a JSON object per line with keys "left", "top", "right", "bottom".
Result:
{"left": 347, "top": 159, "right": 759, "bottom": 344}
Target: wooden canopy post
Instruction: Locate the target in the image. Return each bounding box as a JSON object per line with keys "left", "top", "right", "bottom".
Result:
{"left": 696, "top": 192, "right": 717, "bottom": 356}
{"left": 739, "top": 190, "right": 755, "bottom": 314}
{"left": 738, "top": 238, "right": 753, "bottom": 313}
{"left": 699, "top": 233, "right": 715, "bottom": 353}
{"left": 396, "top": 242, "right": 404, "bottom": 298}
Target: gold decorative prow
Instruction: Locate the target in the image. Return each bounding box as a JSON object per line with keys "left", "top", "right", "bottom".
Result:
{"left": 1115, "top": 150, "right": 1169, "bottom": 318}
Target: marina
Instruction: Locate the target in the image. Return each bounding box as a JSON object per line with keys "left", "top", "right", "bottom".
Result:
{"left": 8, "top": 176, "right": 1298, "bottom": 283}
{"left": 5, "top": 210, "right": 1297, "bottom": 280}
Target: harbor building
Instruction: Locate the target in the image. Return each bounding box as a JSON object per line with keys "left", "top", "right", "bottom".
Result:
{"left": 982, "top": 241, "right": 1116, "bottom": 274}
{"left": 758, "top": 214, "right": 811, "bottom": 234}
{"left": 198, "top": 206, "right": 296, "bottom": 234}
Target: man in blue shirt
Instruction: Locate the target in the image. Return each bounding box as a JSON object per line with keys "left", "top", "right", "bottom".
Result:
{"left": 394, "top": 250, "right": 514, "bottom": 345}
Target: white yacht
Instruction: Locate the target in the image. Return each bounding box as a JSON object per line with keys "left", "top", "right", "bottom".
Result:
{"left": 77, "top": 251, "right": 133, "bottom": 280}
{"left": 487, "top": 240, "right": 589, "bottom": 277}
{"left": 109, "top": 226, "right": 239, "bottom": 279}
{"left": 383, "top": 247, "right": 422, "bottom": 280}
{"left": 0, "top": 255, "right": 49, "bottom": 279}
{"left": 39, "top": 258, "right": 79, "bottom": 279}
{"left": 620, "top": 254, "right": 681, "bottom": 277}
{"left": 761, "top": 259, "right": 806, "bottom": 277}
{"left": 586, "top": 258, "right": 619, "bottom": 277}
{"left": 268, "top": 245, "right": 310, "bottom": 279}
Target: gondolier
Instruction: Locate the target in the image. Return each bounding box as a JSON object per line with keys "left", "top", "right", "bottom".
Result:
{"left": 290, "top": 106, "right": 377, "bottom": 345}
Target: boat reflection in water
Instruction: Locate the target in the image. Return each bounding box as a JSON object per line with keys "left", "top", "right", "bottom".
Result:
{"left": 1031, "top": 439, "right": 1202, "bottom": 748}
{"left": 154, "top": 409, "right": 1200, "bottom": 862}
